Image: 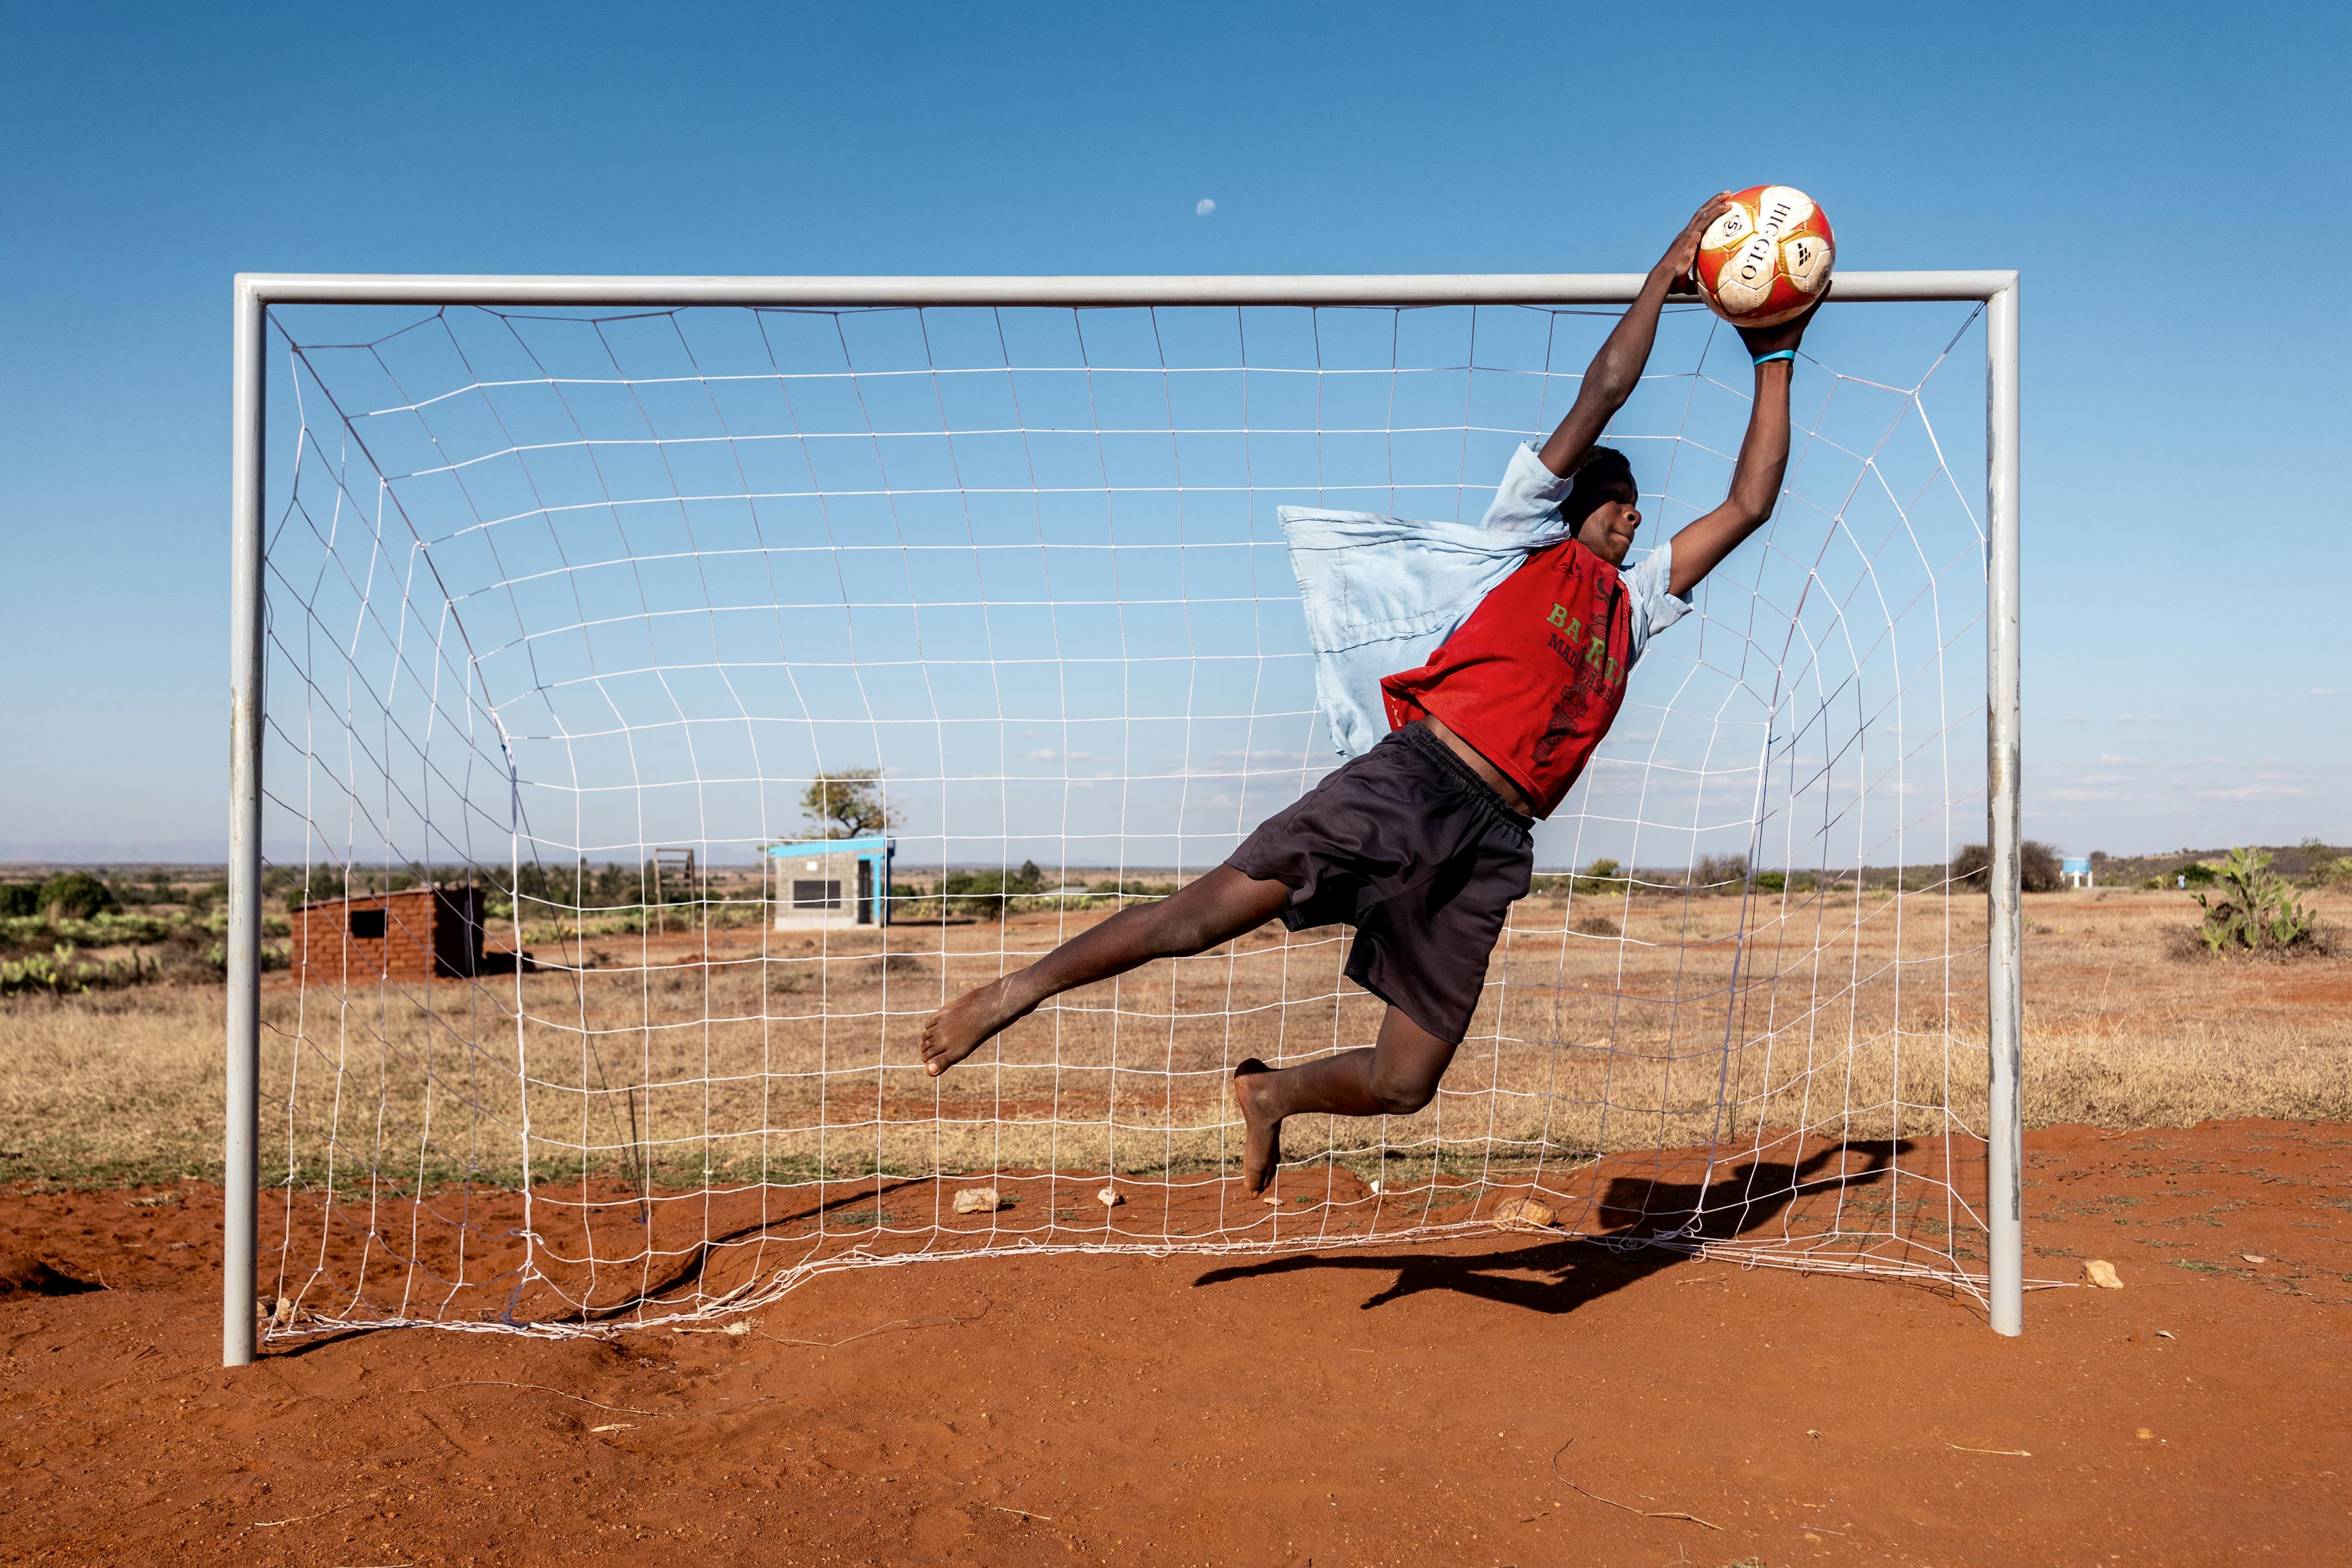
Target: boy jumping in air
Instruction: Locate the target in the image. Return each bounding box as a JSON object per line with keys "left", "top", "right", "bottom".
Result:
{"left": 921, "top": 195, "right": 1820, "bottom": 1194}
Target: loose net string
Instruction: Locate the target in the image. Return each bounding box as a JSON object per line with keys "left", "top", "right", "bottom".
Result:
{"left": 252, "top": 296, "right": 1995, "bottom": 1340}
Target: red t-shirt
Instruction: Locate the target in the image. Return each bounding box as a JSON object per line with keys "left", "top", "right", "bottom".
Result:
{"left": 1379, "top": 537, "right": 1632, "bottom": 818}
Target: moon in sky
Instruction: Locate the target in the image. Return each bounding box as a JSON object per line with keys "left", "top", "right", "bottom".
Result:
{"left": 1196, "top": 198, "right": 1215, "bottom": 217}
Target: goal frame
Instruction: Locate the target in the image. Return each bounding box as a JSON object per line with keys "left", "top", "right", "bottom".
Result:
{"left": 223, "top": 268, "right": 2022, "bottom": 1365}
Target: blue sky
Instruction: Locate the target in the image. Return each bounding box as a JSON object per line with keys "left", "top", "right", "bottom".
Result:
{"left": 2, "top": 0, "right": 2345, "bottom": 863}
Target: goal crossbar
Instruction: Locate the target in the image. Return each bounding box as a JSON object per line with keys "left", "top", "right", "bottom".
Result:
{"left": 223, "top": 269, "right": 2023, "bottom": 1364}
{"left": 235, "top": 269, "right": 2014, "bottom": 308}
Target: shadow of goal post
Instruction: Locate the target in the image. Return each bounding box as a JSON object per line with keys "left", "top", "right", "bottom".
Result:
{"left": 222, "top": 268, "right": 2023, "bottom": 1365}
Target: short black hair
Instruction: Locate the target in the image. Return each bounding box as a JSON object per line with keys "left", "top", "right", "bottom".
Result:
{"left": 1561, "top": 446, "right": 1637, "bottom": 538}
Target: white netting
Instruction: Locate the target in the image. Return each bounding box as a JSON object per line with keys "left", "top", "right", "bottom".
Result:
{"left": 252, "top": 291, "right": 1996, "bottom": 1339}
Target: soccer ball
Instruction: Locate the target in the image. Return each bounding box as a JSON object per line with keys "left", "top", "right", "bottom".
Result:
{"left": 1694, "top": 185, "right": 1835, "bottom": 328}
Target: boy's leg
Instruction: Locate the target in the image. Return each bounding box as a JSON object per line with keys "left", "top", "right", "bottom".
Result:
{"left": 1229, "top": 1005, "right": 1457, "bottom": 1194}
{"left": 921, "top": 865, "right": 1293, "bottom": 1077}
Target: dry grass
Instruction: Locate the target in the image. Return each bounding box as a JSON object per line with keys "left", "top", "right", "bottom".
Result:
{"left": 2013, "top": 891, "right": 2352, "bottom": 1126}
{"left": 0, "top": 986, "right": 232, "bottom": 1186}
{"left": 2, "top": 888, "right": 2343, "bottom": 1194}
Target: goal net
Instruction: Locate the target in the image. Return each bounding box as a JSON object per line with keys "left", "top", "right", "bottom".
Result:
{"left": 242, "top": 281, "right": 2007, "bottom": 1341}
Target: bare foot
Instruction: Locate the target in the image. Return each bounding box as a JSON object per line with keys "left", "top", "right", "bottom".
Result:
{"left": 1232, "top": 1058, "right": 1285, "bottom": 1194}
{"left": 921, "top": 976, "right": 1033, "bottom": 1077}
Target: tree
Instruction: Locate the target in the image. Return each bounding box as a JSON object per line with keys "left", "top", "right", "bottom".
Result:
{"left": 38, "top": 872, "right": 116, "bottom": 920}
{"left": 1950, "top": 841, "right": 2063, "bottom": 892}
{"left": 288, "top": 862, "right": 350, "bottom": 911}
{"left": 1692, "top": 853, "right": 1747, "bottom": 892}
{"left": 800, "top": 768, "right": 893, "bottom": 839}
{"left": 939, "top": 860, "right": 1046, "bottom": 918}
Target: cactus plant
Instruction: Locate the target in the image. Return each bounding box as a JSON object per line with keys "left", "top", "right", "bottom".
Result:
{"left": 2193, "top": 846, "right": 2318, "bottom": 957}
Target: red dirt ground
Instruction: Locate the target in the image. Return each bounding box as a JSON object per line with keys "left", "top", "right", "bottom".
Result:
{"left": 235, "top": 1133, "right": 1970, "bottom": 1333}
{"left": 4, "top": 1120, "right": 2348, "bottom": 1567}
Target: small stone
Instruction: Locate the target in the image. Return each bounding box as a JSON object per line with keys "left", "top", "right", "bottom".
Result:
{"left": 1097, "top": 1186, "right": 1123, "bottom": 1208}
{"left": 2083, "top": 1259, "right": 2124, "bottom": 1289}
{"left": 1491, "top": 1197, "right": 1558, "bottom": 1233}
{"left": 1262, "top": 1191, "right": 1281, "bottom": 1206}
{"left": 952, "top": 1186, "right": 1002, "bottom": 1215}
{"left": 2155, "top": 1329, "right": 2174, "bottom": 1340}
{"left": 2135, "top": 1427, "right": 2155, "bottom": 1441}
{"left": 2240, "top": 1253, "right": 2266, "bottom": 1264}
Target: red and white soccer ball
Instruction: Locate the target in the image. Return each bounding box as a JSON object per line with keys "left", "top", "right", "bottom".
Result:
{"left": 1694, "top": 185, "right": 1835, "bottom": 328}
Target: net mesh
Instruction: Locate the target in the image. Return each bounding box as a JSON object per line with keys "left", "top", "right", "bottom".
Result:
{"left": 252, "top": 292, "right": 1996, "bottom": 1339}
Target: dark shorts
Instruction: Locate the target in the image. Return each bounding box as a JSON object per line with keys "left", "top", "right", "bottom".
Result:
{"left": 1226, "top": 722, "right": 1535, "bottom": 1044}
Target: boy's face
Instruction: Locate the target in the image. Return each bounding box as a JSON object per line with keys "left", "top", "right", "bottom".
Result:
{"left": 1577, "top": 481, "right": 1642, "bottom": 566}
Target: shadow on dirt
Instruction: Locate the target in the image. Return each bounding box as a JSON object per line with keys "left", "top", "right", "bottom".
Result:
{"left": 0, "top": 1255, "right": 105, "bottom": 1299}
{"left": 263, "top": 1177, "right": 944, "bottom": 1356}
{"left": 1192, "top": 1139, "right": 1915, "bottom": 1315}
{"left": 585, "top": 1174, "right": 943, "bottom": 1322}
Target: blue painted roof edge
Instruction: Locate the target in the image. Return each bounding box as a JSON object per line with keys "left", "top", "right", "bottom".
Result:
{"left": 764, "top": 835, "right": 894, "bottom": 858}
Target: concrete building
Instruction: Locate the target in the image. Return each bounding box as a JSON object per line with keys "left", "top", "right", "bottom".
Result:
{"left": 766, "top": 836, "right": 894, "bottom": 930}
{"left": 290, "top": 886, "right": 486, "bottom": 984}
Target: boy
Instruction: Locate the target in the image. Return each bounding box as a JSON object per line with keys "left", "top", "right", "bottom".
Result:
{"left": 921, "top": 195, "right": 1819, "bottom": 1194}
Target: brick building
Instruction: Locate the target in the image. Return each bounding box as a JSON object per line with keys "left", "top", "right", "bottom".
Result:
{"left": 290, "top": 886, "right": 487, "bottom": 984}
{"left": 766, "top": 835, "right": 894, "bottom": 931}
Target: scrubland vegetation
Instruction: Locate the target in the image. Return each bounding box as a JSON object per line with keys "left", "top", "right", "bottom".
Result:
{"left": 0, "top": 862, "right": 2343, "bottom": 1189}
{"left": 6, "top": 840, "right": 2343, "bottom": 998}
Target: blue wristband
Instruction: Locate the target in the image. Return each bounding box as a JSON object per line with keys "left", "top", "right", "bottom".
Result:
{"left": 1752, "top": 349, "right": 1796, "bottom": 367}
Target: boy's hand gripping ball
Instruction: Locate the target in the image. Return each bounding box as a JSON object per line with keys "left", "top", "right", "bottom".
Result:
{"left": 1694, "top": 185, "right": 1835, "bottom": 328}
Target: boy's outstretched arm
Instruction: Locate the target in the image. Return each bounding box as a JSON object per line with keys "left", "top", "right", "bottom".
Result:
{"left": 1535, "top": 192, "right": 1731, "bottom": 479}
{"left": 1665, "top": 297, "right": 1823, "bottom": 597}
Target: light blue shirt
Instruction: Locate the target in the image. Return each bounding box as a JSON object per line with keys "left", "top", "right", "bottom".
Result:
{"left": 1278, "top": 442, "right": 1694, "bottom": 758}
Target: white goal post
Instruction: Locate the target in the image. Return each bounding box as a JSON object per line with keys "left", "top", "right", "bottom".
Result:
{"left": 224, "top": 268, "right": 2022, "bottom": 1366}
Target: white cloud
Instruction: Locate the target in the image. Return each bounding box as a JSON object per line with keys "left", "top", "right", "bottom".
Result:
{"left": 2113, "top": 714, "right": 2174, "bottom": 724}
{"left": 2095, "top": 753, "right": 2148, "bottom": 766}
{"left": 1196, "top": 198, "right": 1216, "bottom": 217}
{"left": 2049, "top": 788, "right": 2127, "bottom": 801}
{"left": 2313, "top": 688, "right": 2346, "bottom": 698}
{"left": 2188, "top": 785, "right": 2309, "bottom": 801}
